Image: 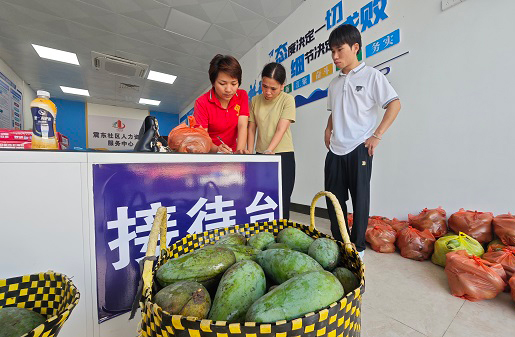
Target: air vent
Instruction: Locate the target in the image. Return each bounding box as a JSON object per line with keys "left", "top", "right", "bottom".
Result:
{"left": 92, "top": 51, "right": 149, "bottom": 78}
{"left": 119, "top": 83, "right": 140, "bottom": 91}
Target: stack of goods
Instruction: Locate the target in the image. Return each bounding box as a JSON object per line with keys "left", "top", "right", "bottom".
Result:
{"left": 409, "top": 207, "right": 448, "bottom": 238}
{"left": 445, "top": 250, "right": 506, "bottom": 301}
{"left": 493, "top": 214, "right": 515, "bottom": 246}
{"left": 365, "top": 223, "right": 396, "bottom": 253}
{"left": 448, "top": 209, "right": 493, "bottom": 244}
{"left": 0, "top": 129, "right": 69, "bottom": 149}
{"left": 358, "top": 207, "right": 515, "bottom": 305}
{"left": 432, "top": 232, "right": 484, "bottom": 267}
{"left": 396, "top": 226, "right": 436, "bottom": 261}
{"left": 390, "top": 218, "right": 409, "bottom": 233}
{"left": 154, "top": 228, "right": 360, "bottom": 323}
{"left": 168, "top": 116, "right": 212, "bottom": 153}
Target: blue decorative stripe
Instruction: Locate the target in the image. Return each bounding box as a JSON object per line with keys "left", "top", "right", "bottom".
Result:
{"left": 294, "top": 88, "right": 328, "bottom": 108}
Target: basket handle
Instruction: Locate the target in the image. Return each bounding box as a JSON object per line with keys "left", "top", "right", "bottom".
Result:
{"left": 309, "top": 191, "right": 353, "bottom": 248}
{"left": 141, "top": 206, "right": 168, "bottom": 295}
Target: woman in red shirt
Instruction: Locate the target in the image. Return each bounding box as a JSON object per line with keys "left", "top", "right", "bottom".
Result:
{"left": 194, "top": 54, "right": 249, "bottom": 154}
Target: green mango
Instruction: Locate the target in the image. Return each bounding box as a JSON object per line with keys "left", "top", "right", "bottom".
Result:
{"left": 308, "top": 238, "right": 340, "bottom": 271}
{"left": 156, "top": 246, "right": 236, "bottom": 287}
{"left": 208, "top": 260, "right": 266, "bottom": 322}
{"left": 154, "top": 281, "right": 210, "bottom": 318}
{"left": 246, "top": 271, "right": 344, "bottom": 323}
{"left": 248, "top": 232, "right": 276, "bottom": 250}
{"left": 276, "top": 227, "right": 314, "bottom": 253}
{"left": 0, "top": 307, "right": 46, "bottom": 337}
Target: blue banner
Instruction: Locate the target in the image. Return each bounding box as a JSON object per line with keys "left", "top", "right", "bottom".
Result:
{"left": 366, "top": 29, "right": 400, "bottom": 58}
{"left": 93, "top": 161, "right": 280, "bottom": 322}
{"left": 293, "top": 74, "right": 311, "bottom": 91}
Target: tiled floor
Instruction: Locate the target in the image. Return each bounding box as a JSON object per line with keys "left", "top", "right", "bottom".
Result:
{"left": 288, "top": 212, "right": 515, "bottom": 337}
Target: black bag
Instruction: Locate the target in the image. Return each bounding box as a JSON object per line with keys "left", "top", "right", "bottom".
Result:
{"left": 134, "top": 116, "right": 161, "bottom": 152}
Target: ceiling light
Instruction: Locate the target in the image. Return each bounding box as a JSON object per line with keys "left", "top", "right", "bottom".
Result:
{"left": 139, "top": 98, "right": 161, "bottom": 106}
{"left": 32, "top": 44, "right": 80, "bottom": 65}
{"left": 60, "top": 86, "right": 90, "bottom": 96}
{"left": 147, "top": 70, "right": 177, "bottom": 85}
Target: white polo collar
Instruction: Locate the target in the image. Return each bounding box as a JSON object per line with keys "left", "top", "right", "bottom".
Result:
{"left": 339, "top": 62, "right": 366, "bottom": 76}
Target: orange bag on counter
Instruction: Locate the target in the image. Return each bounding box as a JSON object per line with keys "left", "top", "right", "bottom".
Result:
{"left": 448, "top": 209, "right": 493, "bottom": 244}
{"left": 365, "top": 224, "right": 396, "bottom": 253}
{"left": 409, "top": 207, "right": 448, "bottom": 238}
{"left": 168, "top": 116, "right": 212, "bottom": 153}
{"left": 482, "top": 247, "right": 515, "bottom": 279}
{"left": 396, "top": 226, "right": 436, "bottom": 261}
{"left": 445, "top": 250, "right": 506, "bottom": 301}
{"left": 493, "top": 214, "right": 515, "bottom": 246}
{"left": 391, "top": 218, "right": 409, "bottom": 233}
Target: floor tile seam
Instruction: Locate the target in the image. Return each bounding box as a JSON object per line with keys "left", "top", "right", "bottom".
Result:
{"left": 364, "top": 304, "right": 428, "bottom": 336}
{"left": 440, "top": 300, "right": 466, "bottom": 337}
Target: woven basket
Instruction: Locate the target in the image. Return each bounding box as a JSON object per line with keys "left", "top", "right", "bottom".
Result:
{"left": 0, "top": 271, "right": 80, "bottom": 337}
{"left": 138, "top": 191, "right": 365, "bottom": 337}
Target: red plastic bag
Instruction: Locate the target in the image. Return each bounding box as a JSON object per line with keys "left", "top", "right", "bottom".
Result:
{"left": 365, "top": 224, "right": 396, "bottom": 253}
{"left": 391, "top": 218, "right": 409, "bottom": 233}
{"left": 347, "top": 213, "right": 353, "bottom": 232}
{"left": 487, "top": 239, "right": 506, "bottom": 252}
{"left": 396, "top": 226, "right": 436, "bottom": 261}
{"left": 448, "top": 209, "right": 494, "bottom": 244}
{"left": 510, "top": 275, "right": 515, "bottom": 302}
{"left": 445, "top": 250, "right": 505, "bottom": 301}
{"left": 409, "top": 207, "right": 448, "bottom": 238}
{"left": 493, "top": 214, "right": 515, "bottom": 246}
{"left": 482, "top": 247, "right": 515, "bottom": 279}
{"left": 168, "top": 116, "right": 212, "bottom": 153}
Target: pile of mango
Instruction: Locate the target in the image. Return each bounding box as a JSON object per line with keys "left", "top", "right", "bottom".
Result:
{"left": 154, "top": 228, "right": 360, "bottom": 323}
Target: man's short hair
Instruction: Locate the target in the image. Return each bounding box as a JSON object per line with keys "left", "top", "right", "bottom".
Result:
{"left": 328, "top": 24, "right": 362, "bottom": 54}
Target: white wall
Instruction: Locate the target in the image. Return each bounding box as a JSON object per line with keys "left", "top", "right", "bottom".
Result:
{"left": 87, "top": 102, "right": 149, "bottom": 119}
{"left": 184, "top": 0, "right": 515, "bottom": 219}
{"left": 0, "top": 57, "right": 36, "bottom": 129}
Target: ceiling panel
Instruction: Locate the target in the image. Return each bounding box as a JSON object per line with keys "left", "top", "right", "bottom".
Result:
{"left": 0, "top": 0, "right": 305, "bottom": 114}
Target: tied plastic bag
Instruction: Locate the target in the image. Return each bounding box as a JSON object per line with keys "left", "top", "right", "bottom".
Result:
{"left": 168, "top": 116, "right": 213, "bottom": 153}
{"left": 396, "top": 226, "right": 436, "bottom": 261}
{"left": 445, "top": 250, "right": 506, "bottom": 301}
{"left": 365, "top": 224, "right": 396, "bottom": 253}
{"left": 347, "top": 213, "right": 353, "bottom": 232}
{"left": 448, "top": 209, "right": 494, "bottom": 244}
{"left": 510, "top": 275, "right": 515, "bottom": 303}
{"left": 493, "top": 214, "right": 515, "bottom": 246}
{"left": 483, "top": 247, "right": 515, "bottom": 279}
{"left": 391, "top": 218, "right": 409, "bottom": 233}
{"left": 487, "top": 239, "right": 506, "bottom": 252}
{"left": 431, "top": 232, "right": 485, "bottom": 267}
{"left": 409, "top": 207, "right": 448, "bottom": 238}
{"left": 368, "top": 216, "right": 391, "bottom": 226}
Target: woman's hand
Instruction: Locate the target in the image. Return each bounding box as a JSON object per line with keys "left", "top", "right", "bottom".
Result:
{"left": 235, "top": 148, "right": 250, "bottom": 154}
{"left": 217, "top": 144, "right": 233, "bottom": 154}
{"left": 263, "top": 150, "right": 275, "bottom": 155}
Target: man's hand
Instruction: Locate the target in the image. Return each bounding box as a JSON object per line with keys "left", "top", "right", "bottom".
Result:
{"left": 364, "top": 136, "right": 380, "bottom": 156}
{"left": 324, "top": 128, "right": 331, "bottom": 150}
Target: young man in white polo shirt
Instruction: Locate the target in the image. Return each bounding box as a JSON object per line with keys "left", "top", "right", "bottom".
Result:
{"left": 325, "top": 24, "right": 401, "bottom": 259}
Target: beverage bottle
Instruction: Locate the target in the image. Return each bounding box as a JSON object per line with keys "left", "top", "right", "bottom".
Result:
{"left": 31, "top": 90, "right": 58, "bottom": 149}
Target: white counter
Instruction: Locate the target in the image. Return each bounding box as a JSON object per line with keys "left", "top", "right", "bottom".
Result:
{"left": 0, "top": 151, "right": 281, "bottom": 337}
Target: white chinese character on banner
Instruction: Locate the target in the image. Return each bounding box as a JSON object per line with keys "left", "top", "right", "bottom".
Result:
{"left": 134, "top": 202, "right": 178, "bottom": 261}
{"left": 187, "top": 196, "right": 237, "bottom": 234}
{"left": 383, "top": 34, "right": 394, "bottom": 46}
{"left": 246, "top": 191, "right": 279, "bottom": 223}
{"left": 107, "top": 207, "right": 137, "bottom": 270}
{"left": 187, "top": 197, "right": 208, "bottom": 234}
{"left": 373, "top": 41, "right": 381, "bottom": 53}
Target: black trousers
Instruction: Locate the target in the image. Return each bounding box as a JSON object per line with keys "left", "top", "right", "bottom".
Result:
{"left": 259, "top": 151, "right": 295, "bottom": 219}
{"left": 324, "top": 144, "right": 372, "bottom": 252}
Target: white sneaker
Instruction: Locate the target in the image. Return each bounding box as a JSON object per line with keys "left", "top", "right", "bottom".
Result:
{"left": 358, "top": 250, "right": 365, "bottom": 260}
